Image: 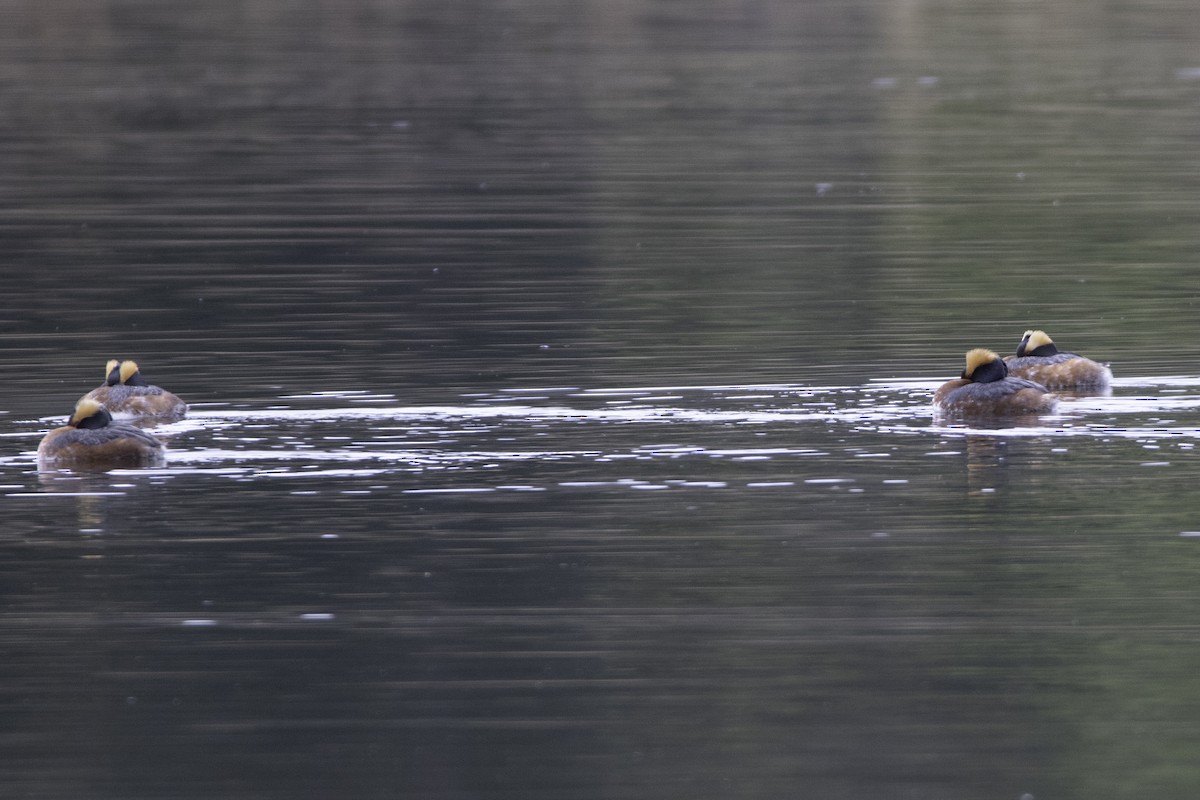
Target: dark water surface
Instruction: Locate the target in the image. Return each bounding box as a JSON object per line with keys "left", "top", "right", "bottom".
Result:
{"left": 6, "top": 2, "right": 1200, "bottom": 798}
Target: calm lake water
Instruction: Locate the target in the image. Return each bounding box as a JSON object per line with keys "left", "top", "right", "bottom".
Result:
{"left": 5, "top": 1, "right": 1200, "bottom": 798}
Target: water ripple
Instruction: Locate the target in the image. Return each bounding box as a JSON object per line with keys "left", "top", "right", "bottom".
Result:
{"left": 12, "top": 378, "right": 1200, "bottom": 479}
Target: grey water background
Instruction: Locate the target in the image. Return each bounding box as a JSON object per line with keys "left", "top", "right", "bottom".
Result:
{"left": 5, "top": 1, "right": 1200, "bottom": 798}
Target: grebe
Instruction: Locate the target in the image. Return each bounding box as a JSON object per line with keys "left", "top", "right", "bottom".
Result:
{"left": 38, "top": 398, "right": 166, "bottom": 468}
{"left": 1004, "top": 330, "right": 1112, "bottom": 389}
{"left": 83, "top": 359, "right": 187, "bottom": 420}
{"left": 934, "top": 348, "right": 1057, "bottom": 416}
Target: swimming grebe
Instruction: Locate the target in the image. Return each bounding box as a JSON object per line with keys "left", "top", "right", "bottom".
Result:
{"left": 38, "top": 398, "right": 166, "bottom": 468}
{"left": 83, "top": 359, "right": 187, "bottom": 420}
{"left": 934, "top": 348, "right": 1058, "bottom": 416}
{"left": 1004, "top": 330, "right": 1112, "bottom": 389}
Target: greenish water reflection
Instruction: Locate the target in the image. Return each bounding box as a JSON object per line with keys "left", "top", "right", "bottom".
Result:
{"left": 8, "top": 383, "right": 1200, "bottom": 799}
{"left": 3, "top": 0, "right": 1200, "bottom": 798}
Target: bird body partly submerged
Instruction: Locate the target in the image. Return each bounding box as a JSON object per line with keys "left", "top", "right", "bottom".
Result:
{"left": 1004, "top": 330, "right": 1111, "bottom": 389}
{"left": 934, "top": 348, "right": 1057, "bottom": 416}
{"left": 82, "top": 359, "right": 187, "bottom": 420}
{"left": 38, "top": 399, "right": 165, "bottom": 468}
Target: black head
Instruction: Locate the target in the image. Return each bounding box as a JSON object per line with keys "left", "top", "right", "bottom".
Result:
{"left": 1016, "top": 330, "right": 1059, "bottom": 358}
{"left": 120, "top": 360, "right": 148, "bottom": 386}
{"left": 70, "top": 400, "right": 114, "bottom": 429}
{"left": 961, "top": 348, "right": 1008, "bottom": 383}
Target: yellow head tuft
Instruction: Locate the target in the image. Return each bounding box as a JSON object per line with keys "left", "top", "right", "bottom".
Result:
{"left": 119, "top": 360, "right": 141, "bottom": 384}
{"left": 104, "top": 359, "right": 119, "bottom": 378}
{"left": 964, "top": 348, "right": 1000, "bottom": 375}
{"left": 1016, "top": 329, "right": 1058, "bottom": 358}
{"left": 1025, "top": 330, "right": 1054, "bottom": 350}
{"left": 961, "top": 348, "right": 1008, "bottom": 383}
{"left": 69, "top": 398, "right": 110, "bottom": 428}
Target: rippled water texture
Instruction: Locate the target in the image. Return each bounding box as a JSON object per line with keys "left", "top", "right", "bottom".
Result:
{"left": 6, "top": 1, "right": 1200, "bottom": 798}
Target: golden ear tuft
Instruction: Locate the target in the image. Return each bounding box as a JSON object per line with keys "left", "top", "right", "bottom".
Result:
{"left": 119, "top": 360, "right": 141, "bottom": 384}
{"left": 70, "top": 398, "right": 106, "bottom": 426}
{"left": 964, "top": 348, "right": 1000, "bottom": 375}
{"left": 1026, "top": 330, "right": 1054, "bottom": 350}
{"left": 104, "top": 359, "right": 119, "bottom": 378}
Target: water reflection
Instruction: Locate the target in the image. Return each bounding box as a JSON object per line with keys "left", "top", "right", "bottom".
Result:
{"left": 12, "top": 376, "right": 1200, "bottom": 495}
{"left": 11, "top": 362, "right": 1200, "bottom": 796}
{"left": 10, "top": 377, "right": 1200, "bottom": 797}
{"left": 7, "top": 0, "right": 1200, "bottom": 796}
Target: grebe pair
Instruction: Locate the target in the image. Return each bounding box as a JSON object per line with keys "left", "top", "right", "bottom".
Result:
{"left": 935, "top": 330, "right": 1111, "bottom": 417}
{"left": 37, "top": 360, "right": 186, "bottom": 468}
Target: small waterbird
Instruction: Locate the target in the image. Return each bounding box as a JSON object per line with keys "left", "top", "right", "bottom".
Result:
{"left": 1004, "top": 330, "right": 1112, "bottom": 389}
{"left": 934, "top": 348, "right": 1058, "bottom": 416}
{"left": 38, "top": 398, "right": 166, "bottom": 468}
{"left": 83, "top": 359, "right": 187, "bottom": 420}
